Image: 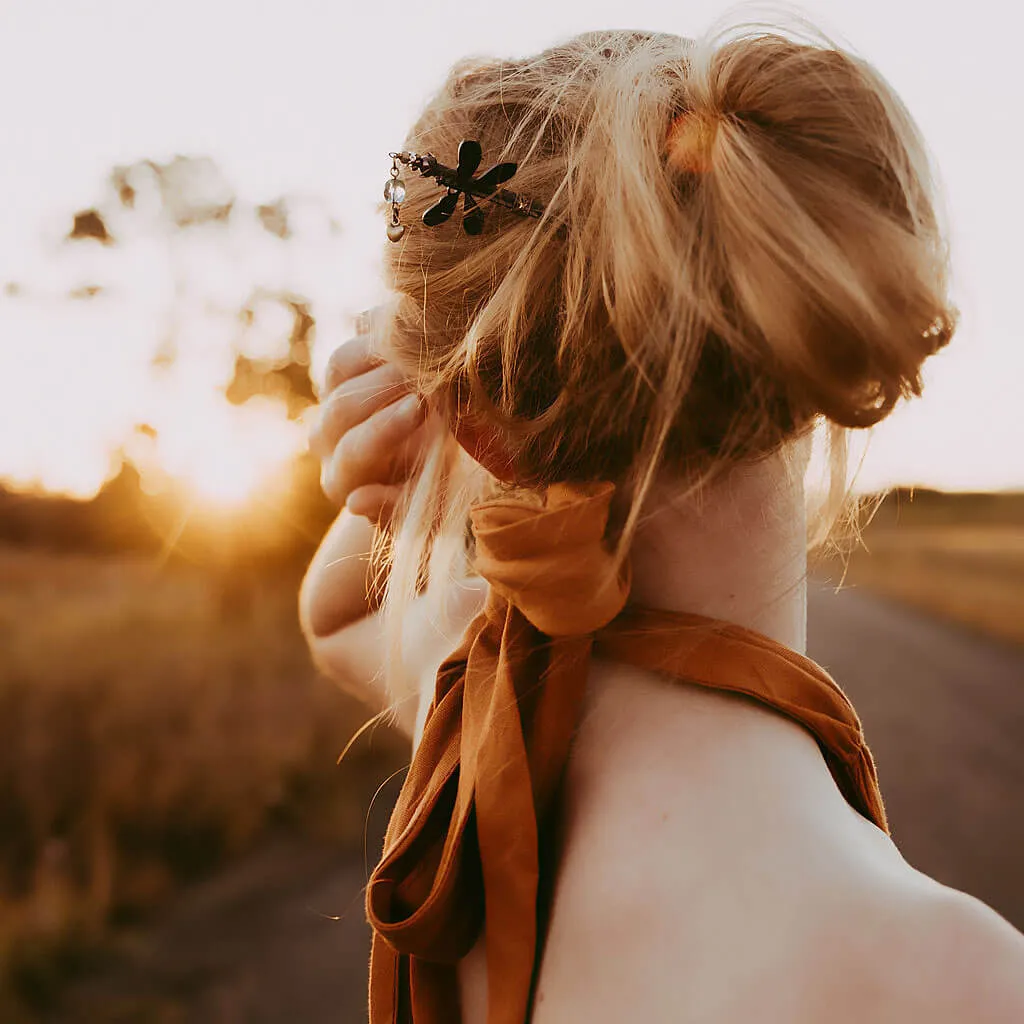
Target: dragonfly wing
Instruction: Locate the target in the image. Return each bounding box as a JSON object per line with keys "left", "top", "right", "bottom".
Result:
{"left": 463, "top": 207, "right": 486, "bottom": 234}
{"left": 423, "top": 191, "right": 459, "bottom": 227}
{"left": 456, "top": 140, "right": 482, "bottom": 180}
{"left": 474, "top": 162, "right": 518, "bottom": 192}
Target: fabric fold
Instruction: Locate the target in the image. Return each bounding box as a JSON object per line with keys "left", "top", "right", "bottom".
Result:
{"left": 366, "top": 480, "right": 888, "bottom": 1024}
{"left": 367, "top": 482, "right": 629, "bottom": 1024}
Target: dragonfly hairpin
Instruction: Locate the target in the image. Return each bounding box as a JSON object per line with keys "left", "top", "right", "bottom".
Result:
{"left": 384, "top": 139, "right": 544, "bottom": 242}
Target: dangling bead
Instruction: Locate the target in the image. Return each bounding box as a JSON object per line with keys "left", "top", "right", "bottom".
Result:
{"left": 384, "top": 178, "right": 407, "bottom": 204}
{"left": 387, "top": 222, "right": 406, "bottom": 242}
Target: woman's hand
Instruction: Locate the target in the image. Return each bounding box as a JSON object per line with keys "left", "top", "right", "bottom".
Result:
{"left": 308, "top": 326, "right": 429, "bottom": 525}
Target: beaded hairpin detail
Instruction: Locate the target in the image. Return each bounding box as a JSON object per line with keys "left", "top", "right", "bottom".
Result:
{"left": 384, "top": 139, "right": 544, "bottom": 242}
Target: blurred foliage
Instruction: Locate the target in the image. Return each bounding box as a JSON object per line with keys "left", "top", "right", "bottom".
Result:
{"left": 814, "top": 489, "right": 1024, "bottom": 646}
{"left": 0, "top": 544, "right": 407, "bottom": 1019}
{"left": 9, "top": 149, "right": 343, "bottom": 562}
{"left": 864, "top": 487, "right": 1024, "bottom": 527}
{"left": 0, "top": 454, "right": 335, "bottom": 568}
{"left": 108, "top": 156, "right": 235, "bottom": 229}
{"left": 0, "top": 461, "right": 379, "bottom": 1020}
{"left": 0, "top": 151, "right": 386, "bottom": 1019}
{"left": 68, "top": 210, "right": 113, "bottom": 245}
{"left": 226, "top": 291, "right": 317, "bottom": 420}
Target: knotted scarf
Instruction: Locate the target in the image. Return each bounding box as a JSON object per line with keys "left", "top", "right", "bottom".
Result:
{"left": 366, "top": 480, "right": 888, "bottom": 1024}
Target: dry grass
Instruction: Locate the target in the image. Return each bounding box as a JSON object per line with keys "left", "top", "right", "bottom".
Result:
{"left": 814, "top": 493, "right": 1024, "bottom": 647}
{"left": 0, "top": 545, "right": 405, "bottom": 1019}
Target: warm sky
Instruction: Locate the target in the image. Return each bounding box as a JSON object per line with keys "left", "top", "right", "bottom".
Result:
{"left": 0, "top": 0, "right": 1021, "bottom": 500}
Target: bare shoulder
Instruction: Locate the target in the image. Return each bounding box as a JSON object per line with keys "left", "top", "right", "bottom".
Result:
{"left": 851, "top": 874, "right": 1024, "bottom": 1023}
{"left": 910, "top": 882, "right": 1024, "bottom": 1020}
{"left": 532, "top": 654, "right": 1024, "bottom": 1023}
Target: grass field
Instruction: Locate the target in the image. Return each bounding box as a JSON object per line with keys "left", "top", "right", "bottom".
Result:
{"left": 0, "top": 545, "right": 405, "bottom": 1021}
{"left": 814, "top": 490, "right": 1024, "bottom": 647}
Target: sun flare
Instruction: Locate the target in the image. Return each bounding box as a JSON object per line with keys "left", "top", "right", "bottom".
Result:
{"left": 180, "top": 449, "right": 275, "bottom": 509}
{"left": 138, "top": 395, "right": 308, "bottom": 511}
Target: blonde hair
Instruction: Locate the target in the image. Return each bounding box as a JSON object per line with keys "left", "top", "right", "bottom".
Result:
{"left": 374, "top": 18, "right": 956, "bottom": 704}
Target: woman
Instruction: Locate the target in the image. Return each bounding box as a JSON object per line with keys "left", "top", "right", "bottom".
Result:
{"left": 301, "top": 22, "right": 1024, "bottom": 1024}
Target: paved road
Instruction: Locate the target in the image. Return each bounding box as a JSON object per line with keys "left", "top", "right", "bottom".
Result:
{"left": 56, "top": 839, "right": 379, "bottom": 1024}
{"left": 58, "top": 586, "right": 1024, "bottom": 1023}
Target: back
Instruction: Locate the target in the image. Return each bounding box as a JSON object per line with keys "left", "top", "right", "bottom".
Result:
{"left": 450, "top": 657, "right": 1024, "bottom": 1024}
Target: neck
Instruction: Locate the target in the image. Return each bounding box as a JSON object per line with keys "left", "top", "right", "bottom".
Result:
{"left": 628, "top": 449, "right": 809, "bottom": 653}
{"left": 575, "top": 446, "right": 898, "bottom": 865}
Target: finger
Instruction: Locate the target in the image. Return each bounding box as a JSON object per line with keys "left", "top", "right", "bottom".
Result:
{"left": 322, "top": 333, "right": 384, "bottom": 394}
{"left": 346, "top": 483, "right": 404, "bottom": 525}
{"left": 337, "top": 418, "right": 433, "bottom": 493}
{"left": 321, "top": 394, "right": 427, "bottom": 505}
{"left": 321, "top": 415, "right": 433, "bottom": 512}
{"left": 310, "top": 363, "right": 413, "bottom": 459}
{"left": 389, "top": 419, "right": 433, "bottom": 479}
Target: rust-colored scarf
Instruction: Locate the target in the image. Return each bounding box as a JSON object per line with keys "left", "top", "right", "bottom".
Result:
{"left": 366, "top": 481, "right": 888, "bottom": 1024}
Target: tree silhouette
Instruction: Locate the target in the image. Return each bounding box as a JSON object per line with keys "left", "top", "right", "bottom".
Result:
{"left": 226, "top": 290, "right": 317, "bottom": 419}
{"left": 68, "top": 209, "right": 113, "bottom": 244}
{"left": 64, "top": 152, "right": 328, "bottom": 430}
{"left": 7, "top": 152, "right": 347, "bottom": 560}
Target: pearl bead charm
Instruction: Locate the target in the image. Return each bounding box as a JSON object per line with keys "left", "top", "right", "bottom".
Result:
{"left": 384, "top": 178, "right": 406, "bottom": 204}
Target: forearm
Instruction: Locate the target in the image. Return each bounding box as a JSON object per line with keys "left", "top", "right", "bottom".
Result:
{"left": 299, "top": 508, "right": 379, "bottom": 639}
{"left": 299, "top": 507, "right": 487, "bottom": 743}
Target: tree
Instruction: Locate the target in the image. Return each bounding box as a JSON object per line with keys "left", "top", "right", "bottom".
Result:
{"left": 0, "top": 152, "right": 349, "bottom": 561}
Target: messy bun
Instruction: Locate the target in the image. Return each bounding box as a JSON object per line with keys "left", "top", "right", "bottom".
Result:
{"left": 683, "top": 36, "right": 953, "bottom": 429}
{"left": 376, "top": 20, "right": 956, "bottom": 695}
